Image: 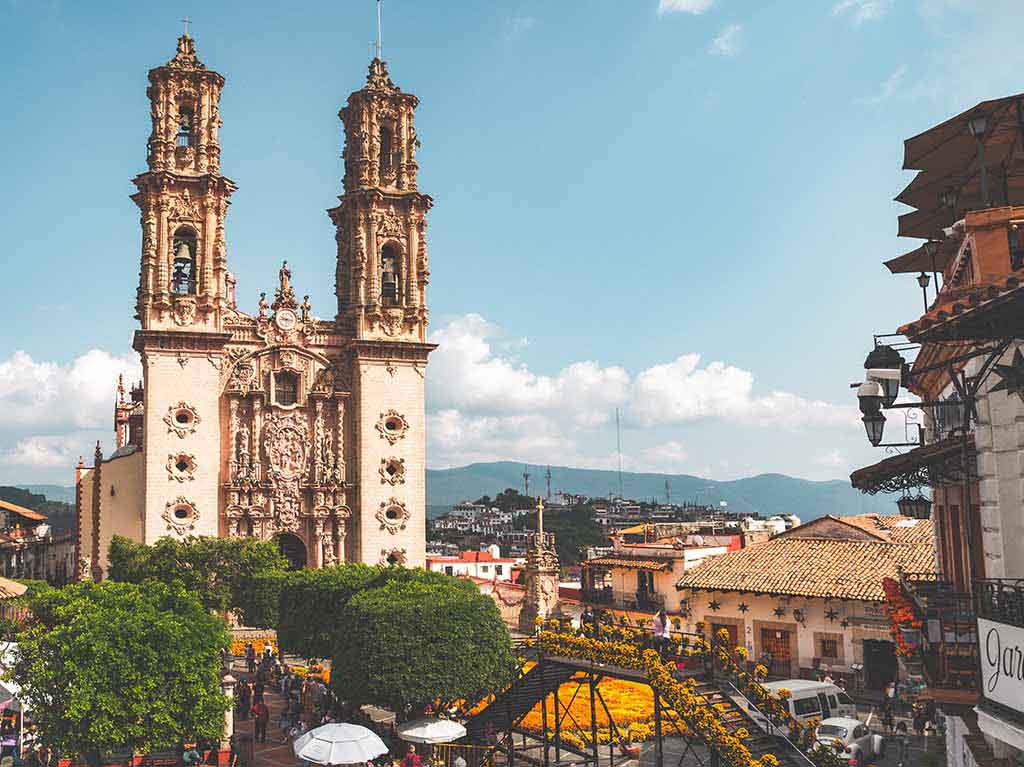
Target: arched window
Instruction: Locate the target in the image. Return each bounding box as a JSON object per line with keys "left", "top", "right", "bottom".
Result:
{"left": 274, "top": 371, "right": 299, "bottom": 407}
{"left": 171, "top": 228, "right": 197, "bottom": 295}
{"left": 177, "top": 106, "right": 194, "bottom": 148}
{"left": 380, "top": 243, "right": 401, "bottom": 306}
{"left": 379, "top": 126, "right": 393, "bottom": 176}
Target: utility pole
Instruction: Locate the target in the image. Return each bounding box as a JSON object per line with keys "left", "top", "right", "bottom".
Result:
{"left": 615, "top": 408, "right": 624, "bottom": 500}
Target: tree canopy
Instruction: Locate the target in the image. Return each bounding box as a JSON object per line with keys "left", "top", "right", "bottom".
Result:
{"left": 330, "top": 568, "right": 513, "bottom": 714}
{"left": 11, "top": 581, "right": 228, "bottom": 764}
{"left": 108, "top": 535, "right": 288, "bottom": 614}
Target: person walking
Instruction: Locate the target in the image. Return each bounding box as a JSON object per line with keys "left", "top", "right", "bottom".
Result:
{"left": 237, "top": 680, "right": 252, "bottom": 721}
{"left": 252, "top": 699, "right": 270, "bottom": 744}
{"left": 245, "top": 642, "right": 256, "bottom": 675}
{"left": 651, "top": 609, "right": 672, "bottom": 655}
{"left": 401, "top": 745, "right": 422, "bottom": 767}
{"left": 893, "top": 721, "right": 908, "bottom": 767}
{"left": 882, "top": 707, "right": 895, "bottom": 736}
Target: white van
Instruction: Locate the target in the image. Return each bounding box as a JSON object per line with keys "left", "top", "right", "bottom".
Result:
{"left": 745, "top": 680, "right": 856, "bottom": 732}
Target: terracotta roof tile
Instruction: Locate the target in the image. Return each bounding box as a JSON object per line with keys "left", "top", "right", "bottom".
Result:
{"left": 676, "top": 535, "right": 935, "bottom": 602}
{"left": 0, "top": 500, "right": 46, "bottom": 522}
{"left": 587, "top": 556, "right": 672, "bottom": 572}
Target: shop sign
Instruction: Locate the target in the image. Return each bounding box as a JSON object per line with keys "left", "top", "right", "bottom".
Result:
{"left": 978, "top": 618, "right": 1024, "bottom": 714}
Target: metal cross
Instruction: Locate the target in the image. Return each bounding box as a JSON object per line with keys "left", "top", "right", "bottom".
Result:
{"left": 181, "top": 16, "right": 191, "bottom": 36}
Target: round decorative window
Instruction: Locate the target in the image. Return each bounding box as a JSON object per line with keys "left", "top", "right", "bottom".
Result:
{"left": 375, "top": 409, "right": 409, "bottom": 444}
{"left": 163, "top": 496, "right": 199, "bottom": 534}
{"left": 376, "top": 498, "right": 410, "bottom": 533}
{"left": 164, "top": 402, "right": 201, "bottom": 438}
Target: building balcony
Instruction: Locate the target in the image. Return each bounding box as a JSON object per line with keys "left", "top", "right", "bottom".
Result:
{"left": 899, "top": 572, "right": 979, "bottom": 704}
{"left": 974, "top": 578, "right": 1024, "bottom": 739}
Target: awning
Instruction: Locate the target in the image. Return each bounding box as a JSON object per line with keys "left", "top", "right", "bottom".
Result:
{"left": 884, "top": 238, "right": 960, "bottom": 275}
{"left": 585, "top": 557, "right": 671, "bottom": 572}
{"left": 897, "top": 94, "right": 1024, "bottom": 239}
{"left": 850, "top": 436, "right": 976, "bottom": 494}
{"left": 899, "top": 276, "right": 1024, "bottom": 342}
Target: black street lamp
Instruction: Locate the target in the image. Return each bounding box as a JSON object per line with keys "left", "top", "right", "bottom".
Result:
{"left": 863, "top": 412, "right": 886, "bottom": 447}
{"left": 858, "top": 380, "right": 886, "bottom": 446}
{"left": 923, "top": 239, "right": 942, "bottom": 291}
{"left": 917, "top": 271, "right": 931, "bottom": 312}
{"left": 863, "top": 345, "right": 904, "bottom": 408}
{"left": 939, "top": 186, "right": 959, "bottom": 212}
{"left": 968, "top": 111, "right": 990, "bottom": 207}
{"left": 896, "top": 493, "right": 932, "bottom": 520}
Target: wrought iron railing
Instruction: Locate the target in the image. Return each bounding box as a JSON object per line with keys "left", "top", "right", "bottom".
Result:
{"left": 900, "top": 572, "right": 979, "bottom": 694}
{"left": 976, "top": 578, "right": 1024, "bottom": 629}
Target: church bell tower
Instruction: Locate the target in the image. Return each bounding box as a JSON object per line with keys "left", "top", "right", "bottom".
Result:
{"left": 128, "top": 32, "right": 235, "bottom": 546}
{"left": 329, "top": 58, "right": 435, "bottom": 567}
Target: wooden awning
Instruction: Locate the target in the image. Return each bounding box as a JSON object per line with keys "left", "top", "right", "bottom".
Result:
{"left": 899, "top": 276, "right": 1024, "bottom": 342}
{"left": 884, "top": 238, "right": 960, "bottom": 275}
{"left": 850, "top": 435, "right": 976, "bottom": 494}
{"left": 897, "top": 94, "right": 1024, "bottom": 239}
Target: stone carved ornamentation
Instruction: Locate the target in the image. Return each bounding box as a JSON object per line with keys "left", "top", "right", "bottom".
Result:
{"left": 264, "top": 412, "right": 310, "bottom": 532}
{"left": 169, "top": 189, "right": 202, "bottom": 222}
{"left": 163, "top": 496, "right": 199, "bottom": 535}
{"left": 172, "top": 296, "right": 198, "bottom": 326}
{"left": 376, "top": 498, "right": 410, "bottom": 534}
{"left": 379, "top": 457, "right": 405, "bottom": 485}
{"left": 376, "top": 311, "right": 405, "bottom": 338}
{"left": 164, "top": 402, "right": 200, "bottom": 438}
{"left": 166, "top": 453, "right": 198, "bottom": 482}
{"left": 375, "top": 409, "right": 409, "bottom": 444}
{"left": 376, "top": 210, "right": 404, "bottom": 239}
{"left": 380, "top": 547, "right": 408, "bottom": 566}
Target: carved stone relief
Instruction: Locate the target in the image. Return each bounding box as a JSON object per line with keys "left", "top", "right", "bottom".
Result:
{"left": 163, "top": 496, "right": 199, "bottom": 535}
{"left": 376, "top": 498, "right": 410, "bottom": 534}
{"left": 164, "top": 402, "right": 200, "bottom": 438}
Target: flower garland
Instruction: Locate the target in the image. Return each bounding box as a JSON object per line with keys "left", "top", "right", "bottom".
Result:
{"left": 881, "top": 577, "right": 922, "bottom": 658}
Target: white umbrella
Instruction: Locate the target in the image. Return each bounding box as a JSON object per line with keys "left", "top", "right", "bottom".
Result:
{"left": 292, "top": 723, "right": 388, "bottom": 765}
{"left": 396, "top": 718, "right": 467, "bottom": 745}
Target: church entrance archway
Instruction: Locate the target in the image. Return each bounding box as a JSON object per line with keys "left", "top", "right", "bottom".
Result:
{"left": 276, "top": 533, "right": 307, "bottom": 570}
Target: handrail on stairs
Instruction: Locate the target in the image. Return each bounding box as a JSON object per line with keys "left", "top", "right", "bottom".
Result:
{"left": 717, "top": 680, "right": 818, "bottom": 767}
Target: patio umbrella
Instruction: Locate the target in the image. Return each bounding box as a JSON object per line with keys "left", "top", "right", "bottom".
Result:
{"left": 396, "top": 718, "right": 467, "bottom": 744}
{"left": 292, "top": 723, "right": 388, "bottom": 765}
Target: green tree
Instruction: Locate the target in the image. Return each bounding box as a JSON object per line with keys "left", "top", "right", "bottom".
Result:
{"left": 108, "top": 535, "right": 287, "bottom": 614}
{"left": 516, "top": 504, "right": 604, "bottom": 566}
{"left": 11, "top": 581, "right": 228, "bottom": 765}
{"left": 277, "top": 564, "right": 381, "bottom": 659}
{"left": 331, "top": 568, "right": 513, "bottom": 715}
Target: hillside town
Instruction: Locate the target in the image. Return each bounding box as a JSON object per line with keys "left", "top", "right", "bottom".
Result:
{"left": 3, "top": 4, "right": 1024, "bottom": 767}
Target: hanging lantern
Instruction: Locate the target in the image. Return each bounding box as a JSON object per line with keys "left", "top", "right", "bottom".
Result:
{"left": 896, "top": 493, "right": 932, "bottom": 520}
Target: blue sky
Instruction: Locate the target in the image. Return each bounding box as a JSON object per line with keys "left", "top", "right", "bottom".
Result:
{"left": 2, "top": 0, "right": 1021, "bottom": 487}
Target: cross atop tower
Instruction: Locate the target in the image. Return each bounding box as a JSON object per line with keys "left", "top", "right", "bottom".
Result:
{"left": 181, "top": 16, "right": 191, "bottom": 37}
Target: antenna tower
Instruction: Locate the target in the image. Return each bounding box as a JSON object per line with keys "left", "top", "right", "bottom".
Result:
{"left": 615, "top": 408, "right": 624, "bottom": 500}
{"left": 545, "top": 465, "right": 552, "bottom": 500}
{"left": 522, "top": 465, "right": 530, "bottom": 498}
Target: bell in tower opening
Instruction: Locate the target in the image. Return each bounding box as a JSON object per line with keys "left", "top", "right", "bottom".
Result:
{"left": 171, "top": 232, "right": 197, "bottom": 295}
{"left": 380, "top": 243, "right": 401, "bottom": 306}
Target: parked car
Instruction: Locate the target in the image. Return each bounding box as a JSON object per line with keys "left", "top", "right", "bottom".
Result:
{"left": 814, "top": 717, "right": 885, "bottom": 764}
{"left": 745, "top": 680, "right": 857, "bottom": 732}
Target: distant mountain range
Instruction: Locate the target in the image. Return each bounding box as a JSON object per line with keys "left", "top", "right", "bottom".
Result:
{"left": 425, "top": 462, "right": 897, "bottom": 521}
{"left": 18, "top": 463, "right": 897, "bottom": 524}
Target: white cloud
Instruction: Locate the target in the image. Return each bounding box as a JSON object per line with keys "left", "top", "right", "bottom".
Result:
{"left": 708, "top": 24, "right": 743, "bottom": 57}
{"left": 629, "top": 354, "right": 857, "bottom": 428}
{"left": 425, "top": 314, "right": 857, "bottom": 471}
{"left": 832, "top": 0, "right": 893, "bottom": 24}
{"left": 427, "top": 314, "right": 630, "bottom": 427}
{"left": 0, "top": 435, "right": 86, "bottom": 468}
{"left": 657, "top": 0, "right": 714, "bottom": 15}
{"left": 0, "top": 350, "right": 140, "bottom": 431}
{"left": 857, "top": 65, "right": 908, "bottom": 105}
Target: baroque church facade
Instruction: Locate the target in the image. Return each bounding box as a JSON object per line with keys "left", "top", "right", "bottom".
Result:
{"left": 75, "top": 33, "right": 434, "bottom": 578}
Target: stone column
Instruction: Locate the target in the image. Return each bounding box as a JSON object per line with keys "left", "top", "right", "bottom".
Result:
{"left": 203, "top": 198, "right": 217, "bottom": 301}
{"left": 157, "top": 201, "right": 170, "bottom": 297}
{"left": 313, "top": 518, "right": 325, "bottom": 568}
{"left": 219, "top": 673, "right": 236, "bottom": 765}
{"left": 367, "top": 214, "right": 379, "bottom": 306}
{"left": 407, "top": 214, "right": 419, "bottom": 307}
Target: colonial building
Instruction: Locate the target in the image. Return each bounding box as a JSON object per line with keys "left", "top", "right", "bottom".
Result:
{"left": 849, "top": 93, "right": 1024, "bottom": 765}
{"left": 675, "top": 514, "right": 935, "bottom": 690}
{"left": 0, "top": 500, "right": 75, "bottom": 586}
{"left": 76, "top": 33, "right": 435, "bottom": 578}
